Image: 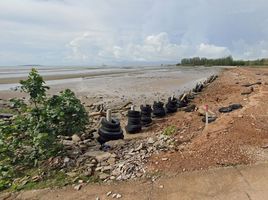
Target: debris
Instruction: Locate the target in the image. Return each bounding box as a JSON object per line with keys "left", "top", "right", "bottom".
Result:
{"left": 74, "top": 184, "right": 82, "bottom": 191}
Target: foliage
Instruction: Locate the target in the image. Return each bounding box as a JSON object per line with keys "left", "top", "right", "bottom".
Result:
{"left": 0, "top": 68, "right": 89, "bottom": 191}
{"left": 178, "top": 56, "right": 268, "bottom": 66}
{"left": 162, "top": 125, "right": 177, "bottom": 136}
{"left": 20, "top": 68, "right": 49, "bottom": 105}
{"left": 45, "top": 89, "right": 89, "bottom": 136}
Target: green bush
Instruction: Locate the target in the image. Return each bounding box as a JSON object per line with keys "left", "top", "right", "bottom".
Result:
{"left": 0, "top": 68, "right": 89, "bottom": 191}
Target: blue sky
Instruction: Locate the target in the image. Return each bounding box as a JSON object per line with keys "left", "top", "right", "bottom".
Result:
{"left": 0, "top": 0, "right": 268, "bottom": 66}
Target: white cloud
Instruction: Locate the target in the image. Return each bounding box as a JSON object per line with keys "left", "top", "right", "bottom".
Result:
{"left": 0, "top": 0, "right": 268, "bottom": 65}
{"left": 67, "top": 32, "right": 231, "bottom": 63}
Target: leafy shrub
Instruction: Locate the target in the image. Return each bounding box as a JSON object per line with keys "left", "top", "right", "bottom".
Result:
{"left": 0, "top": 68, "right": 89, "bottom": 191}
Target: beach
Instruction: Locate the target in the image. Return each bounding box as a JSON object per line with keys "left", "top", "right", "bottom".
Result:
{"left": 2, "top": 66, "right": 268, "bottom": 200}
{"left": 0, "top": 65, "right": 221, "bottom": 108}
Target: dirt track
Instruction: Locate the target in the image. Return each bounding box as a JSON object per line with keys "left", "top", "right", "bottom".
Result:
{"left": 1, "top": 67, "right": 268, "bottom": 200}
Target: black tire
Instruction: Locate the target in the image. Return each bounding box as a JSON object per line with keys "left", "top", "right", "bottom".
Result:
{"left": 98, "top": 128, "right": 124, "bottom": 140}
{"left": 153, "top": 101, "right": 164, "bottom": 108}
{"left": 230, "top": 104, "right": 242, "bottom": 110}
{"left": 177, "top": 101, "right": 188, "bottom": 108}
{"left": 202, "top": 116, "right": 217, "bottom": 123}
{"left": 127, "top": 110, "right": 141, "bottom": 118}
{"left": 140, "top": 105, "right": 152, "bottom": 113}
{"left": 184, "top": 104, "right": 196, "bottom": 112}
{"left": 153, "top": 108, "right": 166, "bottom": 117}
{"left": 101, "top": 118, "right": 120, "bottom": 129}
{"left": 219, "top": 107, "right": 233, "bottom": 113}
{"left": 125, "top": 124, "right": 142, "bottom": 134}
{"left": 128, "top": 117, "right": 141, "bottom": 124}
{"left": 100, "top": 125, "right": 122, "bottom": 133}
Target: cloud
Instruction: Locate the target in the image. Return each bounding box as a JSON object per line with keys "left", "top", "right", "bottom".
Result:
{"left": 0, "top": 0, "right": 268, "bottom": 65}
{"left": 67, "top": 32, "right": 231, "bottom": 63}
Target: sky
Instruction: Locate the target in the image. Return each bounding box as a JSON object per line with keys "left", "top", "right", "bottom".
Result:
{"left": 0, "top": 0, "right": 268, "bottom": 66}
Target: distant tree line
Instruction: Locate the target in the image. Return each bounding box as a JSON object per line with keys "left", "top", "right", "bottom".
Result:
{"left": 177, "top": 56, "right": 268, "bottom": 66}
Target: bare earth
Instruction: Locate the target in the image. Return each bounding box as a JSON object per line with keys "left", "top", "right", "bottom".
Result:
{"left": 1, "top": 67, "right": 268, "bottom": 200}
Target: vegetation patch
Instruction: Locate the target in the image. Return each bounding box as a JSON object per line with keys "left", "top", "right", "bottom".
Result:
{"left": 0, "top": 69, "right": 89, "bottom": 191}
{"left": 162, "top": 126, "right": 177, "bottom": 136}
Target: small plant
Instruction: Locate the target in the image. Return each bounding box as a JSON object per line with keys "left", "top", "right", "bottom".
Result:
{"left": 0, "top": 68, "right": 89, "bottom": 191}
{"left": 162, "top": 125, "right": 177, "bottom": 136}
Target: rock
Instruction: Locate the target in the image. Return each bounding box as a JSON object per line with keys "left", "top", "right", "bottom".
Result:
{"left": 112, "top": 194, "right": 117, "bottom": 198}
{"left": 147, "top": 137, "right": 155, "bottom": 144}
{"left": 116, "top": 194, "right": 122, "bottom": 199}
{"left": 99, "top": 173, "right": 110, "bottom": 180}
{"left": 62, "top": 140, "right": 74, "bottom": 146}
{"left": 161, "top": 158, "right": 168, "bottom": 161}
{"left": 105, "top": 139, "right": 125, "bottom": 147}
{"left": 84, "top": 168, "right": 93, "bottom": 176}
{"left": 72, "top": 134, "right": 81, "bottom": 143}
{"left": 135, "top": 143, "right": 143, "bottom": 151}
{"left": 63, "top": 157, "right": 70, "bottom": 163}
{"left": 106, "top": 191, "right": 112, "bottom": 196}
{"left": 96, "top": 197, "right": 100, "bottom": 200}
{"left": 102, "top": 166, "right": 112, "bottom": 172}
{"left": 159, "top": 185, "right": 164, "bottom": 188}
{"left": 107, "top": 157, "right": 116, "bottom": 165}
{"left": 74, "top": 184, "right": 82, "bottom": 191}
{"left": 95, "top": 152, "right": 112, "bottom": 162}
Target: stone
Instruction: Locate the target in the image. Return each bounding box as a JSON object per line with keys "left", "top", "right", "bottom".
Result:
{"left": 62, "top": 140, "right": 74, "bottom": 146}
{"left": 102, "top": 166, "right": 113, "bottom": 172}
{"left": 95, "top": 152, "right": 112, "bottom": 162}
{"left": 99, "top": 173, "right": 110, "bottom": 180}
{"left": 106, "top": 191, "right": 112, "bottom": 196}
{"left": 161, "top": 158, "right": 168, "bottom": 161}
{"left": 135, "top": 143, "right": 143, "bottom": 151}
{"left": 241, "top": 87, "right": 253, "bottom": 95}
{"left": 147, "top": 137, "right": 155, "bottom": 144}
{"left": 106, "top": 139, "right": 125, "bottom": 147}
{"left": 72, "top": 134, "right": 81, "bottom": 143}
{"left": 107, "top": 157, "right": 116, "bottom": 165}
{"left": 116, "top": 194, "right": 122, "bottom": 199}
{"left": 63, "top": 157, "right": 70, "bottom": 163}
{"left": 84, "top": 168, "right": 92, "bottom": 176}
{"left": 159, "top": 185, "right": 164, "bottom": 188}
{"left": 74, "top": 184, "right": 82, "bottom": 191}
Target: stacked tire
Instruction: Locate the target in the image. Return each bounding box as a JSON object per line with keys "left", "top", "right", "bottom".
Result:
{"left": 98, "top": 118, "right": 124, "bottom": 144}
{"left": 193, "top": 83, "right": 204, "bottom": 93}
{"left": 165, "top": 97, "right": 177, "bottom": 113}
{"left": 152, "top": 101, "right": 166, "bottom": 117}
{"left": 177, "top": 95, "right": 189, "bottom": 108}
{"left": 140, "top": 104, "right": 152, "bottom": 126}
{"left": 125, "top": 110, "right": 142, "bottom": 134}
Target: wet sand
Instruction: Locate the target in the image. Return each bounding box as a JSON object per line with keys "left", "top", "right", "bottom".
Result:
{"left": 0, "top": 66, "right": 222, "bottom": 108}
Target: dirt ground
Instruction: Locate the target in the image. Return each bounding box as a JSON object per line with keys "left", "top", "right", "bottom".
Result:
{"left": 148, "top": 67, "right": 268, "bottom": 175}
{"left": 1, "top": 67, "right": 268, "bottom": 200}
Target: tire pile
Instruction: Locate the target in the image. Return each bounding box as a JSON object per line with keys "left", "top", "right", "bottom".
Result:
{"left": 193, "top": 83, "right": 204, "bottom": 93}
{"left": 125, "top": 110, "right": 142, "bottom": 134}
{"left": 98, "top": 118, "right": 124, "bottom": 144}
{"left": 152, "top": 101, "right": 166, "bottom": 117}
{"left": 165, "top": 97, "right": 178, "bottom": 113}
{"left": 140, "top": 105, "right": 152, "bottom": 127}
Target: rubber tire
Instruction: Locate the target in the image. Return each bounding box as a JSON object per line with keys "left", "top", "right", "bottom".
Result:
{"left": 202, "top": 116, "right": 217, "bottom": 123}
{"left": 98, "top": 128, "right": 124, "bottom": 140}
{"left": 125, "top": 124, "right": 142, "bottom": 134}
{"left": 184, "top": 105, "right": 196, "bottom": 112}
{"left": 230, "top": 104, "right": 242, "bottom": 110}
{"left": 219, "top": 107, "right": 233, "bottom": 113}
{"left": 127, "top": 110, "right": 141, "bottom": 118}
{"left": 101, "top": 118, "right": 120, "bottom": 129}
